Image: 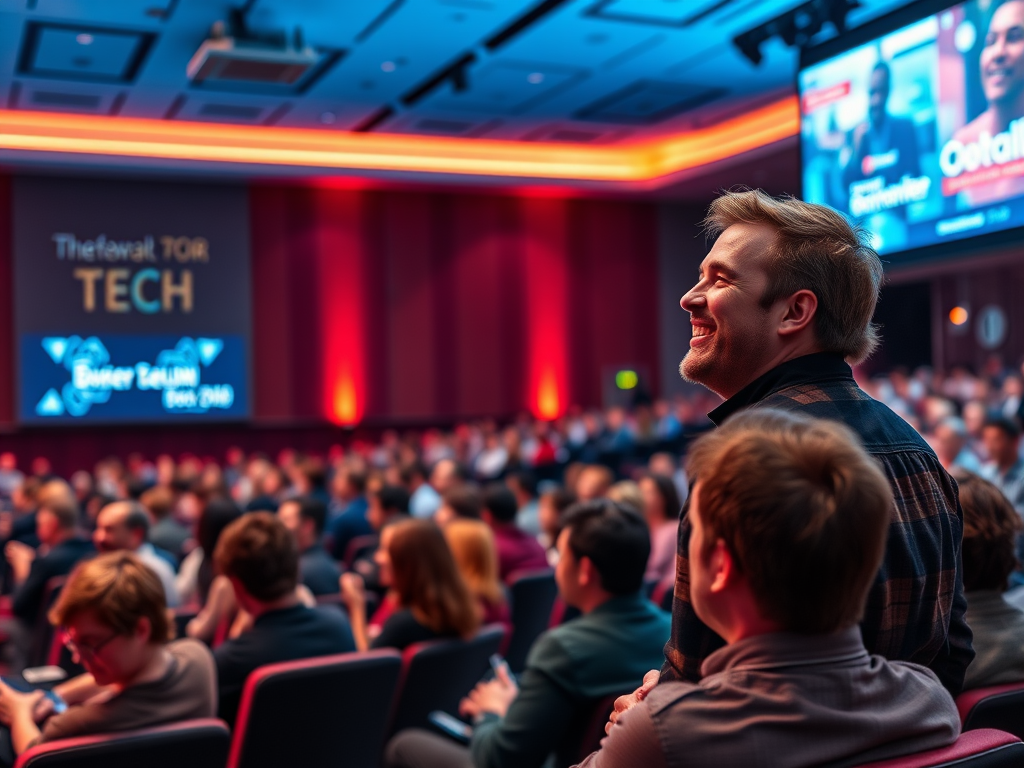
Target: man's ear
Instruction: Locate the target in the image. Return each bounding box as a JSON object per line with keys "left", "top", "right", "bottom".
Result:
{"left": 481, "top": 509, "right": 494, "bottom": 527}
{"left": 708, "top": 539, "right": 736, "bottom": 594}
{"left": 578, "top": 555, "right": 597, "bottom": 589}
{"left": 134, "top": 615, "right": 152, "bottom": 643}
{"left": 777, "top": 289, "right": 818, "bottom": 338}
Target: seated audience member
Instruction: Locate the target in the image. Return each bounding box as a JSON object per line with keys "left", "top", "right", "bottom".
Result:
{"left": 5, "top": 486, "right": 94, "bottom": 671}
{"left": 402, "top": 462, "right": 442, "bottom": 520}
{"left": 326, "top": 464, "right": 372, "bottom": 561}
{"left": 177, "top": 497, "right": 241, "bottom": 607}
{"left": 606, "top": 481, "right": 643, "bottom": 513}
{"left": 589, "top": 411, "right": 959, "bottom": 768}
{"left": 245, "top": 464, "right": 286, "bottom": 513}
{"left": 956, "top": 472, "right": 1024, "bottom": 688}
{"left": 980, "top": 416, "right": 1024, "bottom": 516}
{"left": 213, "top": 513, "right": 355, "bottom": 726}
{"left": 537, "top": 488, "right": 578, "bottom": 560}
{"left": 368, "top": 484, "right": 412, "bottom": 532}
{"left": 385, "top": 499, "right": 670, "bottom": 768}
{"left": 341, "top": 518, "right": 479, "bottom": 652}
{"left": 0, "top": 552, "right": 215, "bottom": 766}
{"left": 5, "top": 477, "right": 41, "bottom": 548}
{"left": 443, "top": 519, "right": 511, "bottom": 628}
{"left": 435, "top": 484, "right": 484, "bottom": 527}
{"left": 180, "top": 498, "right": 243, "bottom": 642}
{"left": 574, "top": 465, "right": 613, "bottom": 502}
{"left": 141, "top": 485, "right": 191, "bottom": 560}
{"left": 351, "top": 484, "right": 412, "bottom": 590}
{"left": 481, "top": 484, "right": 548, "bottom": 582}
{"left": 278, "top": 497, "right": 341, "bottom": 596}
{"left": 93, "top": 501, "right": 180, "bottom": 607}
{"left": 637, "top": 474, "right": 682, "bottom": 586}
{"left": 430, "top": 459, "right": 465, "bottom": 499}
{"left": 506, "top": 472, "right": 540, "bottom": 537}
{"left": 932, "top": 417, "right": 983, "bottom": 475}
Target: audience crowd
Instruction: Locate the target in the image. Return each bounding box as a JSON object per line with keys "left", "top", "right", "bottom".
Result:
{"left": 3, "top": 191, "right": 1024, "bottom": 766}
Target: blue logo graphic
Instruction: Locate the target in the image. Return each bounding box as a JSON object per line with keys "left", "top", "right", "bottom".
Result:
{"left": 32, "top": 336, "right": 239, "bottom": 418}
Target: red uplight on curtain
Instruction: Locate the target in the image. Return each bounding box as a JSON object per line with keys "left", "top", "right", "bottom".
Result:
{"left": 536, "top": 367, "right": 561, "bottom": 420}
{"left": 523, "top": 197, "right": 569, "bottom": 421}
{"left": 317, "top": 190, "right": 367, "bottom": 426}
{"left": 332, "top": 369, "right": 360, "bottom": 425}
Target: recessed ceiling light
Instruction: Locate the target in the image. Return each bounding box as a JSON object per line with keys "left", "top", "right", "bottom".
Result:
{"left": 527, "top": 72, "right": 544, "bottom": 84}
{"left": 320, "top": 111, "right": 336, "bottom": 125}
{"left": 381, "top": 61, "right": 396, "bottom": 73}
{"left": 76, "top": 33, "right": 94, "bottom": 45}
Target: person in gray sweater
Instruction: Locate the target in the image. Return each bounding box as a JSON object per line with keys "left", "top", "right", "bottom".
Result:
{"left": 956, "top": 471, "right": 1024, "bottom": 689}
{"left": 589, "top": 410, "right": 960, "bottom": 768}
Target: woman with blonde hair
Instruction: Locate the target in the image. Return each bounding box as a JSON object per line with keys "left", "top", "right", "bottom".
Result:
{"left": 443, "top": 519, "right": 510, "bottom": 628}
{"left": 342, "top": 518, "right": 480, "bottom": 651}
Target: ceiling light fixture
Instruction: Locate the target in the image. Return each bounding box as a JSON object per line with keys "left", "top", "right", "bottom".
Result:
{"left": 0, "top": 98, "right": 798, "bottom": 184}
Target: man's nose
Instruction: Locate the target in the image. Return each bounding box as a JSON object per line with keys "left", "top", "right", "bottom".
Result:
{"left": 680, "top": 286, "right": 704, "bottom": 311}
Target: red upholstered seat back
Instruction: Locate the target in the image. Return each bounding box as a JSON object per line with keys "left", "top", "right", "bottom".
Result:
{"left": 854, "top": 729, "right": 1024, "bottom": 768}
{"left": 15, "top": 718, "right": 230, "bottom": 768}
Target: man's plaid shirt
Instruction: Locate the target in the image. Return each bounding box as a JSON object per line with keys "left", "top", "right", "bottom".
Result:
{"left": 662, "top": 353, "right": 974, "bottom": 695}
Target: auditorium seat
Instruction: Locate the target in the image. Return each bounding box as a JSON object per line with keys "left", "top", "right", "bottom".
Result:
{"left": 15, "top": 718, "right": 230, "bottom": 768}
{"left": 569, "top": 692, "right": 626, "bottom": 766}
{"left": 387, "top": 624, "right": 506, "bottom": 737}
{"left": 853, "top": 729, "right": 1024, "bottom": 767}
{"left": 505, "top": 569, "right": 557, "bottom": 674}
{"left": 227, "top": 649, "right": 402, "bottom": 768}
{"left": 957, "top": 681, "right": 1024, "bottom": 739}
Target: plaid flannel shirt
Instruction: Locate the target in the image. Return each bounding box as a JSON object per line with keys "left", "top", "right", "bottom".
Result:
{"left": 662, "top": 353, "right": 974, "bottom": 695}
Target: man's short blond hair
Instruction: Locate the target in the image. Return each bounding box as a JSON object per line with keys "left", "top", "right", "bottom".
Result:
{"left": 705, "top": 189, "right": 884, "bottom": 364}
{"left": 687, "top": 409, "right": 891, "bottom": 634}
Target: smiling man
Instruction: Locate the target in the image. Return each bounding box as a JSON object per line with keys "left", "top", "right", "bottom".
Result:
{"left": 951, "top": 0, "right": 1024, "bottom": 205}
{"left": 611, "top": 190, "right": 972, "bottom": 723}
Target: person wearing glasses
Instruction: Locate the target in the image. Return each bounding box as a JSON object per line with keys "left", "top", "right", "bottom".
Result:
{"left": 0, "top": 552, "right": 215, "bottom": 766}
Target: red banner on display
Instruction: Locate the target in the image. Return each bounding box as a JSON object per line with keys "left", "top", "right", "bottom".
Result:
{"left": 802, "top": 82, "right": 851, "bottom": 114}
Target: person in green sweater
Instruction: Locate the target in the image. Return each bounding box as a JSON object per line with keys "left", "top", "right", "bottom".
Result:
{"left": 385, "top": 499, "right": 671, "bottom": 768}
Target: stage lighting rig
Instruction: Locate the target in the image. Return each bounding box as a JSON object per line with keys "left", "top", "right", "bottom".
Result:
{"left": 732, "top": 0, "right": 861, "bottom": 66}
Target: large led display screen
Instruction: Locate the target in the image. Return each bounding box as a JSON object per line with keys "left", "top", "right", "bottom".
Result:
{"left": 800, "top": 0, "right": 1024, "bottom": 257}
{"left": 13, "top": 177, "right": 251, "bottom": 424}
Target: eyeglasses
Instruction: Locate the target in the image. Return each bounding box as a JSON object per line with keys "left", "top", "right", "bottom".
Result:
{"left": 60, "top": 629, "right": 117, "bottom": 659}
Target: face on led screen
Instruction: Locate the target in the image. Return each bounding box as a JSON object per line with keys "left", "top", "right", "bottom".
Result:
{"left": 800, "top": 0, "right": 1024, "bottom": 257}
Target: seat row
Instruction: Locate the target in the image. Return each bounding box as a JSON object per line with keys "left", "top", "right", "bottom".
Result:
{"left": 16, "top": 668, "right": 1024, "bottom": 768}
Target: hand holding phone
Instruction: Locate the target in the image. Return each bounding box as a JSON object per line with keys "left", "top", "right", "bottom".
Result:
{"left": 428, "top": 710, "right": 473, "bottom": 743}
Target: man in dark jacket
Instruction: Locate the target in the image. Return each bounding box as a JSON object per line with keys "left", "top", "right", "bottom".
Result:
{"left": 615, "top": 190, "right": 971, "bottom": 720}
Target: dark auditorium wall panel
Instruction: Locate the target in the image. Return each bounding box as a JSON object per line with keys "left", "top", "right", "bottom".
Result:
{"left": 248, "top": 184, "right": 661, "bottom": 424}
{"left": 567, "top": 200, "right": 660, "bottom": 407}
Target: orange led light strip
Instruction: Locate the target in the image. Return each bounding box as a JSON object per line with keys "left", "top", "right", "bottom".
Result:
{"left": 0, "top": 97, "right": 799, "bottom": 184}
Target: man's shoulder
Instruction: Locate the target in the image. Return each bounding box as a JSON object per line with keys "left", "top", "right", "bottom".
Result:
{"left": 758, "top": 381, "right": 932, "bottom": 455}
{"left": 169, "top": 638, "right": 216, "bottom": 679}
{"left": 539, "top": 598, "right": 671, "bottom": 665}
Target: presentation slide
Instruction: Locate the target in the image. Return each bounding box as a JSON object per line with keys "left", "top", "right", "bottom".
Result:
{"left": 800, "top": 0, "right": 1024, "bottom": 256}
{"left": 13, "top": 177, "right": 252, "bottom": 424}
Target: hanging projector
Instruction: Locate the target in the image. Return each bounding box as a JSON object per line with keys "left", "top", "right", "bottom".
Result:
{"left": 187, "top": 15, "right": 320, "bottom": 88}
{"left": 187, "top": 38, "right": 319, "bottom": 85}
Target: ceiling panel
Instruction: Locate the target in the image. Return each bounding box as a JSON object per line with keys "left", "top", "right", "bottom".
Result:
{"left": 0, "top": 0, "right": 924, "bottom": 154}
{"left": 21, "top": 22, "right": 154, "bottom": 83}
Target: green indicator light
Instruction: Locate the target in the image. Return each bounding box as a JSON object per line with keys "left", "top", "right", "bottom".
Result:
{"left": 615, "top": 370, "right": 638, "bottom": 390}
